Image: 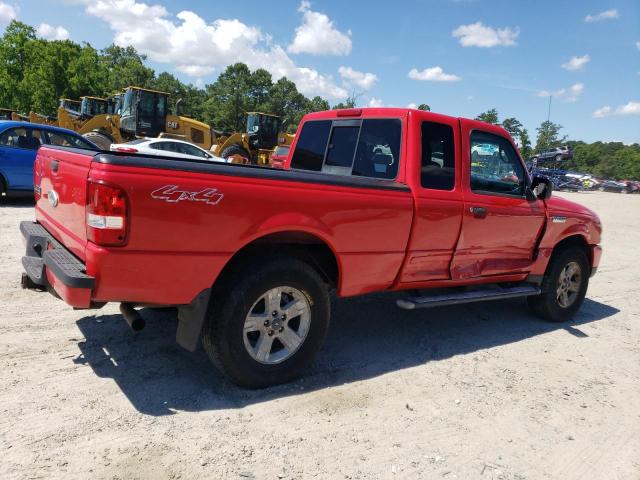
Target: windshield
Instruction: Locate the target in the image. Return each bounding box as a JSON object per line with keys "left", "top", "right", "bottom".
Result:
{"left": 121, "top": 89, "right": 135, "bottom": 117}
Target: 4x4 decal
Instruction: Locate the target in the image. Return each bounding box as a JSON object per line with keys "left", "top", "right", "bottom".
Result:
{"left": 151, "top": 185, "right": 224, "bottom": 205}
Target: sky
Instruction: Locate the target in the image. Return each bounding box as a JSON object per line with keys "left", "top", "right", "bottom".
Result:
{"left": 1, "top": 0, "right": 639, "bottom": 144}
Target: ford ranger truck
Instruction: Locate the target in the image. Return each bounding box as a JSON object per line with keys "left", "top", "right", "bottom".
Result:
{"left": 20, "top": 108, "right": 602, "bottom": 388}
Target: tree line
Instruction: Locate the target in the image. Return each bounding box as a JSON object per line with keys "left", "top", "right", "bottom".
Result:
{"left": 1, "top": 20, "right": 637, "bottom": 179}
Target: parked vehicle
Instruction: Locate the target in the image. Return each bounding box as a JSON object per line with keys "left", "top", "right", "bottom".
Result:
{"left": 530, "top": 146, "right": 573, "bottom": 163}
{"left": 598, "top": 180, "right": 632, "bottom": 193}
{"left": 269, "top": 145, "right": 290, "bottom": 169}
{"left": 20, "top": 108, "right": 602, "bottom": 388}
{"left": 110, "top": 138, "right": 228, "bottom": 163}
{"left": 0, "top": 121, "right": 97, "bottom": 197}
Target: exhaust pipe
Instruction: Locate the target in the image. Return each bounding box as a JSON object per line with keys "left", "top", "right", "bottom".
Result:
{"left": 119, "top": 303, "right": 145, "bottom": 331}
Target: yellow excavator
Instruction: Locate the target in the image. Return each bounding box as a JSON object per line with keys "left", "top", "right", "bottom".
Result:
{"left": 48, "top": 87, "right": 214, "bottom": 150}
{"left": 212, "top": 112, "right": 295, "bottom": 165}
{"left": 0, "top": 108, "right": 23, "bottom": 121}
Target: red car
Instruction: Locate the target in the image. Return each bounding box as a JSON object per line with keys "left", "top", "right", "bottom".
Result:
{"left": 21, "top": 107, "right": 602, "bottom": 387}
{"left": 268, "top": 145, "right": 290, "bottom": 169}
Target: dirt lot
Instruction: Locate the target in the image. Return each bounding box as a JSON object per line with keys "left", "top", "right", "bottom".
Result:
{"left": 1, "top": 191, "right": 639, "bottom": 480}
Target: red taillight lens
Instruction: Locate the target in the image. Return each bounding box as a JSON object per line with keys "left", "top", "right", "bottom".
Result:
{"left": 33, "top": 155, "right": 43, "bottom": 201}
{"left": 86, "top": 180, "right": 128, "bottom": 246}
{"left": 116, "top": 147, "right": 138, "bottom": 153}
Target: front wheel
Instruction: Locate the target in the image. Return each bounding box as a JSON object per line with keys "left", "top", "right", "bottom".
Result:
{"left": 527, "top": 248, "right": 590, "bottom": 322}
{"left": 202, "top": 256, "right": 330, "bottom": 388}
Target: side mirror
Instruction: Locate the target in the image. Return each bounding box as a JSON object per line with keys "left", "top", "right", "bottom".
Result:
{"left": 529, "top": 175, "right": 553, "bottom": 201}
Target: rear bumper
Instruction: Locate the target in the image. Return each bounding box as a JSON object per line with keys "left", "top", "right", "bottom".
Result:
{"left": 20, "top": 221, "right": 96, "bottom": 308}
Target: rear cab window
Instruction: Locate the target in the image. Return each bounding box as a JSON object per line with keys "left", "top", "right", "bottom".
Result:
{"left": 290, "top": 118, "right": 402, "bottom": 180}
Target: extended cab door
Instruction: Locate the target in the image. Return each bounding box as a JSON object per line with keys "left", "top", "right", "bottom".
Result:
{"left": 399, "top": 112, "right": 464, "bottom": 283}
{"left": 450, "top": 121, "right": 545, "bottom": 279}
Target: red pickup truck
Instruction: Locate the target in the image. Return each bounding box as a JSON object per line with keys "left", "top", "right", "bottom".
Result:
{"left": 21, "top": 108, "right": 602, "bottom": 388}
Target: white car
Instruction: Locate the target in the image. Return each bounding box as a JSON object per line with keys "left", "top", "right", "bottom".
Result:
{"left": 110, "top": 138, "right": 228, "bottom": 163}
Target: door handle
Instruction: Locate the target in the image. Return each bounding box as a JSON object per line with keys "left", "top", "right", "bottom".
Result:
{"left": 470, "top": 206, "right": 487, "bottom": 219}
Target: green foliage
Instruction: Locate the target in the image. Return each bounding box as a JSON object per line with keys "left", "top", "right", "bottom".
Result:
{"left": 519, "top": 128, "right": 533, "bottom": 159}
{"left": 534, "top": 120, "right": 567, "bottom": 153}
{"left": 475, "top": 108, "right": 499, "bottom": 124}
{"left": 417, "top": 104, "right": 430, "bottom": 111}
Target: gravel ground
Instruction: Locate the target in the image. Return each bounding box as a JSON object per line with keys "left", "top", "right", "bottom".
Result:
{"left": 1, "top": 191, "right": 639, "bottom": 480}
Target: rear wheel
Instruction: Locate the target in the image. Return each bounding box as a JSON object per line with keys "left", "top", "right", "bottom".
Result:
{"left": 527, "top": 248, "right": 590, "bottom": 322}
{"left": 220, "top": 144, "right": 251, "bottom": 164}
{"left": 202, "top": 256, "right": 330, "bottom": 388}
{"left": 0, "top": 175, "right": 6, "bottom": 199}
{"left": 83, "top": 131, "right": 112, "bottom": 150}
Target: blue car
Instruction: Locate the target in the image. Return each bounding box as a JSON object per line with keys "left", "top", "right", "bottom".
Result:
{"left": 0, "top": 121, "right": 97, "bottom": 197}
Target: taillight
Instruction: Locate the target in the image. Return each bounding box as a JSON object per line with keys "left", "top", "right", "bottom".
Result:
{"left": 33, "top": 155, "right": 43, "bottom": 201}
{"left": 116, "top": 147, "right": 138, "bottom": 153}
{"left": 86, "top": 180, "right": 128, "bottom": 246}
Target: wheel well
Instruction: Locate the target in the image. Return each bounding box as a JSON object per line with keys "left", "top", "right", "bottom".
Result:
{"left": 0, "top": 173, "right": 6, "bottom": 193}
{"left": 216, "top": 232, "right": 339, "bottom": 290}
{"left": 552, "top": 234, "right": 590, "bottom": 264}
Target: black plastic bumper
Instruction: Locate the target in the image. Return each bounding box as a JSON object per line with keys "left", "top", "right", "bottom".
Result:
{"left": 20, "top": 221, "right": 95, "bottom": 289}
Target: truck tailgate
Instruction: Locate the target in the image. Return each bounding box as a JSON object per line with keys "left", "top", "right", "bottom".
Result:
{"left": 34, "top": 146, "right": 93, "bottom": 260}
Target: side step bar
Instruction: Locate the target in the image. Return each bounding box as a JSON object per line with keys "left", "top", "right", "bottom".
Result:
{"left": 397, "top": 285, "right": 541, "bottom": 310}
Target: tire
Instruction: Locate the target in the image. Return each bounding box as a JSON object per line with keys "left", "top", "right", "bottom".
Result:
{"left": 527, "top": 247, "right": 590, "bottom": 322}
{"left": 621, "top": 189, "right": 628, "bottom": 194}
{"left": 0, "top": 174, "right": 6, "bottom": 199}
{"left": 220, "top": 144, "right": 251, "bottom": 164}
{"left": 555, "top": 154, "right": 563, "bottom": 162}
{"left": 83, "top": 131, "right": 113, "bottom": 150}
{"left": 202, "top": 256, "right": 330, "bottom": 388}
{"left": 598, "top": 187, "right": 605, "bottom": 192}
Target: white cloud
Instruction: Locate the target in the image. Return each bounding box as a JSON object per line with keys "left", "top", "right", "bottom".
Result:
{"left": 287, "top": 1, "right": 351, "bottom": 56}
{"left": 561, "top": 54, "right": 590, "bottom": 71}
{"left": 593, "top": 106, "right": 612, "bottom": 118}
{"left": 636, "top": 41, "right": 640, "bottom": 50}
{"left": 80, "top": 0, "right": 348, "bottom": 99}
{"left": 0, "top": 1, "right": 17, "bottom": 24}
{"left": 338, "top": 66, "right": 377, "bottom": 90}
{"left": 408, "top": 66, "right": 461, "bottom": 82}
{"left": 367, "top": 97, "right": 384, "bottom": 107}
{"left": 537, "top": 83, "right": 584, "bottom": 102}
{"left": 407, "top": 102, "right": 417, "bottom": 109}
{"left": 37, "top": 23, "right": 70, "bottom": 40}
{"left": 593, "top": 102, "right": 640, "bottom": 118}
{"left": 616, "top": 101, "right": 640, "bottom": 115}
{"left": 584, "top": 9, "right": 619, "bottom": 22}
{"left": 452, "top": 22, "right": 519, "bottom": 47}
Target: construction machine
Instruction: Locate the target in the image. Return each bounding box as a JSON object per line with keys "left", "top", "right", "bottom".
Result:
{"left": 0, "top": 108, "right": 20, "bottom": 121}
{"left": 50, "top": 87, "right": 214, "bottom": 150}
{"left": 212, "top": 112, "right": 295, "bottom": 165}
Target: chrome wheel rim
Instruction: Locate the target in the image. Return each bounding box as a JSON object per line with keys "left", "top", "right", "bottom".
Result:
{"left": 243, "top": 286, "right": 311, "bottom": 365}
{"left": 556, "top": 261, "right": 582, "bottom": 308}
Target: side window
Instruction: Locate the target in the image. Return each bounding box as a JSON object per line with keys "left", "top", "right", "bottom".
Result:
{"left": 290, "top": 120, "right": 332, "bottom": 171}
{"left": 149, "top": 142, "right": 167, "bottom": 151}
{"left": 178, "top": 143, "right": 208, "bottom": 158}
{"left": 45, "top": 131, "right": 94, "bottom": 149}
{"left": 470, "top": 131, "right": 525, "bottom": 196}
{"left": 421, "top": 122, "right": 455, "bottom": 190}
{"left": 0, "top": 127, "right": 43, "bottom": 150}
{"left": 290, "top": 118, "right": 401, "bottom": 180}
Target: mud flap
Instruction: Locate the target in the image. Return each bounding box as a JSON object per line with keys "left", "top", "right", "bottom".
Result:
{"left": 176, "top": 288, "right": 212, "bottom": 352}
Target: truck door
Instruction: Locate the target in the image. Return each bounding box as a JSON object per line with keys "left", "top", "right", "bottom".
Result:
{"left": 451, "top": 124, "right": 545, "bottom": 279}
{"left": 400, "top": 114, "right": 464, "bottom": 283}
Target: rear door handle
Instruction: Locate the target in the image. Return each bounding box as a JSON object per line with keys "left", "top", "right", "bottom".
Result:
{"left": 470, "top": 206, "right": 487, "bottom": 219}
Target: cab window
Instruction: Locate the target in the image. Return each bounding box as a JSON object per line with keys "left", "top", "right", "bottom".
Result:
{"left": 421, "top": 122, "right": 455, "bottom": 190}
{"left": 290, "top": 118, "right": 401, "bottom": 180}
{"left": 470, "top": 131, "right": 526, "bottom": 196}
